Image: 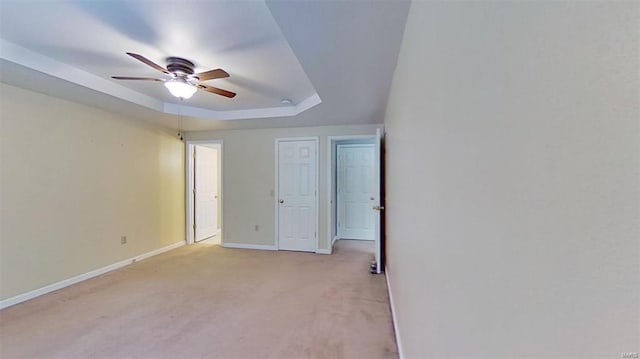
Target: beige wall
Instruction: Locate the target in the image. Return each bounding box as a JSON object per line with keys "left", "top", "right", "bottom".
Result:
{"left": 186, "top": 124, "right": 381, "bottom": 250}
{"left": 0, "top": 83, "right": 185, "bottom": 300}
{"left": 384, "top": 1, "right": 639, "bottom": 358}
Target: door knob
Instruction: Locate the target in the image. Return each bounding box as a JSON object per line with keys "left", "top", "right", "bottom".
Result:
{"left": 279, "top": 199, "right": 284, "bottom": 204}
{"left": 373, "top": 205, "right": 385, "bottom": 211}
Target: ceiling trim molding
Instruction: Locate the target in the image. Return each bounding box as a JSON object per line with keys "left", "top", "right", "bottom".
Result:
{"left": 0, "top": 39, "right": 163, "bottom": 111}
{"left": 0, "top": 38, "right": 321, "bottom": 121}
{"left": 163, "top": 93, "right": 321, "bottom": 121}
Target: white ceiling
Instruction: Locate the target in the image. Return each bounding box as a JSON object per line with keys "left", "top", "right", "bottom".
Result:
{"left": 0, "top": 0, "right": 410, "bottom": 131}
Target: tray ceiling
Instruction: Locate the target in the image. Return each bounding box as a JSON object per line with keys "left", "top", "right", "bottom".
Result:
{"left": 0, "top": 0, "right": 410, "bottom": 131}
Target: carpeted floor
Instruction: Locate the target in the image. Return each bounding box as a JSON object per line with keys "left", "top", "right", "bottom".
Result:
{"left": 0, "top": 240, "right": 397, "bottom": 359}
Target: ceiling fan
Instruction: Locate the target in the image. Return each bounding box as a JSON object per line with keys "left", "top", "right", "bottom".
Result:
{"left": 112, "top": 52, "right": 236, "bottom": 100}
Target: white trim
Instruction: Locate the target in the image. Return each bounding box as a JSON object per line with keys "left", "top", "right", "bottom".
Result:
{"left": 185, "top": 140, "right": 224, "bottom": 246}
{"left": 327, "top": 135, "right": 377, "bottom": 141}
{"left": 332, "top": 236, "right": 339, "bottom": 246}
{"left": 385, "top": 269, "right": 404, "bottom": 359}
{"left": 135, "top": 241, "right": 185, "bottom": 261}
{"left": 163, "top": 93, "right": 322, "bottom": 121}
{"left": 274, "top": 137, "right": 319, "bottom": 253}
{"left": 0, "top": 241, "right": 185, "bottom": 310}
{"left": 0, "top": 39, "right": 163, "bottom": 112}
{"left": 222, "top": 243, "right": 277, "bottom": 251}
{"left": 0, "top": 39, "right": 322, "bottom": 122}
{"left": 315, "top": 248, "right": 332, "bottom": 255}
{"left": 337, "top": 143, "right": 375, "bottom": 149}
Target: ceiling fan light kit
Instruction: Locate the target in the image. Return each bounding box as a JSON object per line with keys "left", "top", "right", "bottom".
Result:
{"left": 112, "top": 53, "right": 236, "bottom": 99}
{"left": 164, "top": 79, "right": 197, "bottom": 99}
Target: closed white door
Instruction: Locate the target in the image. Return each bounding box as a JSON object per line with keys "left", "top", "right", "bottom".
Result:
{"left": 337, "top": 144, "right": 374, "bottom": 240}
{"left": 194, "top": 145, "right": 218, "bottom": 242}
{"left": 277, "top": 139, "right": 317, "bottom": 252}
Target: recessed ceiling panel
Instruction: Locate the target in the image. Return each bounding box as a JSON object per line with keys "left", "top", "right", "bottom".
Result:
{"left": 0, "top": 0, "right": 320, "bottom": 120}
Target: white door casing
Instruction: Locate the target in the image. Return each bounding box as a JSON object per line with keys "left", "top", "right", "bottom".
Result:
{"left": 194, "top": 145, "right": 218, "bottom": 242}
{"left": 337, "top": 144, "right": 375, "bottom": 240}
{"left": 277, "top": 139, "right": 318, "bottom": 252}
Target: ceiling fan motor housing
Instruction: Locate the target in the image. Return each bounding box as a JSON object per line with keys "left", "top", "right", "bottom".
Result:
{"left": 166, "top": 57, "right": 195, "bottom": 76}
{"left": 112, "top": 52, "right": 235, "bottom": 98}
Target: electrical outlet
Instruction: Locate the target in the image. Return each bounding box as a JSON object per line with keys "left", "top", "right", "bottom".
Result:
{"left": 121, "top": 236, "right": 127, "bottom": 244}
{"left": 254, "top": 225, "right": 259, "bottom": 231}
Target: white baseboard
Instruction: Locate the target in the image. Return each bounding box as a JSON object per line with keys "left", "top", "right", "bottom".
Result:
{"left": 222, "top": 242, "right": 277, "bottom": 251}
{"left": 332, "top": 236, "right": 338, "bottom": 246}
{"left": 136, "top": 241, "right": 185, "bottom": 261}
{"left": 0, "top": 240, "right": 185, "bottom": 310}
{"left": 385, "top": 269, "right": 404, "bottom": 359}
{"left": 315, "top": 248, "right": 332, "bottom": 254}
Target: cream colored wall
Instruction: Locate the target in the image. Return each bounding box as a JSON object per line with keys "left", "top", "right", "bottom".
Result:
{"left": 186, "top": 124, "right": 381, "bottom": 250}
{"left": 0, "top": 83, "right": 185, "bottom": 301}
{"left": 384, "top": 1, "right": 639, "bottom": 358}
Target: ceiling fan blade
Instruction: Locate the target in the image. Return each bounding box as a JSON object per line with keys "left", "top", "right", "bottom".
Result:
{"left": 126, "top": 52, "right": 169, "bottom": 74}
{"left": 196, "top": 68, "right": 229, "bottom": 81}
{"left": 198, "top": 84, "right": 236, "bottom": 98}
{"left": 112, "top": 76, "right": 164, "bottom": 81}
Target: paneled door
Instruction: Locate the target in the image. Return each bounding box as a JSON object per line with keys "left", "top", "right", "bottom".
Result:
{"left": 337, "top": 144, "right": 375, "bottom": 240}
{"left": 277, "top": 139, "right": 317, "bottom": 252}
{"left": 194, "top": 145, "right": 218, "bottom": 242}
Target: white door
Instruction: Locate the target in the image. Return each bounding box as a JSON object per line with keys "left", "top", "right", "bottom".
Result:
{"left": 277, "top": 139, "right": 317, "bottom": 252}
{"left": 194, "top": 145, "right": 218, "bottom": 242}
{"left": 373, "top": 129, "right": 383, "bottom": 273}
{"left": 337, "top": 144, "right": 374, "bottom": 240}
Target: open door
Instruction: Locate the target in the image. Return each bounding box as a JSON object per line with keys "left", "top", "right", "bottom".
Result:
{"left": 337, "top": 144, "right": 375, "bottom": 241}
{"left": 372, "top": 128, "right": 383, "bottom": 274}
{"left": 194, "top": 145, "right": 219, "bottom": 242}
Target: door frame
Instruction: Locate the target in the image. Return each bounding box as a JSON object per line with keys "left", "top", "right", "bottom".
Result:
{"left": 274, "top": 137, "right": 319, "bottom": 252}
{"left": 327, "top": 135, "right": 377, "bottom": 254}
{"left": 185, "top": 139, "right": 224, "bottom": 245}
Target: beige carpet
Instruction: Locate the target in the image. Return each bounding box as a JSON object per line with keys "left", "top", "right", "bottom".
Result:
{"left": 0, "top": 240, "right": 397, "bottom": 359}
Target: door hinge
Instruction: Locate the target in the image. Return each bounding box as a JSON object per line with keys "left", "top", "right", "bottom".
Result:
{"left": 192, "top": 150, "right": 196, "bottom": 159}
{"left": 193, "top": 188, "right": 196, "bottom": 194}
{"left": 193, "top": 223, "right": 196, "bottom": 230}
